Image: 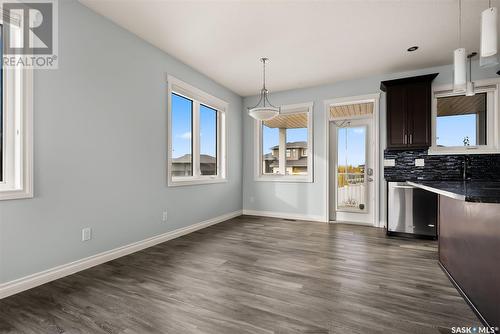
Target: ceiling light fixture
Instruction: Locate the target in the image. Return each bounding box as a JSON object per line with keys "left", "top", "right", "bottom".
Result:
{"left": 480, "top": 0, "right": 499, "bottom": 67}
{"left": 247, "top": 58, "right": 280, "bottom": 121}
{"left": 407, "top": 46, "right": 419, "bottom": 52}
{"left": 453, "top": 0, "right": 467, "bottom": 93}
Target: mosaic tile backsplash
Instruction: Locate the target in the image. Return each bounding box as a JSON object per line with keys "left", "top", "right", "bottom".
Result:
{"left": 383, "top": 149, "right": 500, "bottom": 181}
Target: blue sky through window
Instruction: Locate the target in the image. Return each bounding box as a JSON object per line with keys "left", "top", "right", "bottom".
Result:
{"left": 287, "top": 128, "right": 307, "bottom": 143}
{"left": 337, "top": 127, "right": 366, "bottom": 168}
{"left": 436, "top": 114, "right": 476, "bottom": 146}
{"left": 172, "top": 94, "right": 218, "bottom": 159}
{"left": 171, "top": 93, "right": 192, "bottom": 159}
{"left": 200, "top": 105, "right": 217, "bottom": 157}
{"left": 263, "top": 125, "right": 279, "bottom": 154}
{"left": 262, "top": 126, "right": 308, "bottom": 155}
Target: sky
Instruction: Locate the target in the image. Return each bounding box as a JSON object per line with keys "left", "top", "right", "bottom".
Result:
{"left": 337, "top": 127, "right": 366, "bottom": 168}
{"left": 436, "top": 114, "right": 477, "bottom": 146}
{"left": 172, "top": 93, "right": 216, "bottom": 159}
{"left": 262, "top": 125, "right": 308, "bottom": 155}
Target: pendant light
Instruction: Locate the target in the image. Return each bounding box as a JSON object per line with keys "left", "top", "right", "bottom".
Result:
{"left": 480, "top": 0, "right": 499, "bottom": 67}
{"left": 248, "top": 58, "right": 280, "bottom": 121}
{"left": 466, "top": 52, "right": 477, "bottom": 96}
{"left": 454, "top": 0, "right": 467, "bottom": 93}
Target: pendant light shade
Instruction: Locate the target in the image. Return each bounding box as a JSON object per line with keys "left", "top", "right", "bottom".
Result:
{"left": 454, "top": 48, "right": 467, "bottom": 93}
{"left": 248, "top": 58, "right": 280, "bottom": 121}
{"left": 480, "top": 6, "right": 499, "bottom": 67}
{"left": 465, "top": 81, "right": 475, "bottom": 96}
{"left": 248, "top": 107, "right": 279, "bottom": 121}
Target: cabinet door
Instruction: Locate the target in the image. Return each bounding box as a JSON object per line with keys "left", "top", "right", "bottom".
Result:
{"left": 386, "top": 85, "right": 407, "bottom": 148}
{"left": 406, "top": 82, "right": 431, "bottom": 147}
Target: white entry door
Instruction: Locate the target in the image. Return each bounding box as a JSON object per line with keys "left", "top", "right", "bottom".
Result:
{"left": 329, "top": 117, "right": 375, "bottom": 225}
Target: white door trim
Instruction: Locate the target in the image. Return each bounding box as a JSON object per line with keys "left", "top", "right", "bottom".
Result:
{"left": 323, "top": 93, "right": 381, "bottom": 227}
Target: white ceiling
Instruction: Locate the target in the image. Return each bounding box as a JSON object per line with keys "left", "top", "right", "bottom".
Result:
{"left": 80, "top": 0, "right": 495, "bottom": 97}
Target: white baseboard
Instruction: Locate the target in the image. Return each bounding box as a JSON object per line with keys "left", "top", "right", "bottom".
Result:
{"left": 0, "top": 210, "right": 242, "bottom": 300}
{"left": 242, "top": 209, "right": 326, "bottom": 222}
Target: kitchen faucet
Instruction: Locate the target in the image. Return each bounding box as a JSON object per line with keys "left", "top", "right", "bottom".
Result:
{"left": 462, "top": 155, "right": 471, "bottom": 181}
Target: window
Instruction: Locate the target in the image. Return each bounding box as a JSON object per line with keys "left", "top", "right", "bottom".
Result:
{"left": 255, "top": 102, "right": 313, "bottom": 182}
{"left": 167, "top": 76, "right": 227, "bottom": 186}
{"left": 0, "top": 22, "right": 34, "bottom": 200}
{"left": 437, "top": 93, "right": 487, "bottom": 147}
{"left": 430, "top": 83, "right": 499, "bottom": 154}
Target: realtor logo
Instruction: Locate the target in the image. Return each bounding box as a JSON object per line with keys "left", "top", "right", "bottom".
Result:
{"left": 2, "top": 0, "right": 58, "bottom": 69}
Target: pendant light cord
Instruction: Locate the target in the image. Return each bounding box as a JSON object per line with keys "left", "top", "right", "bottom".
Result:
{"left": 458, "top": 0, "right": 462, "bottom": 46}
{"left": 468, "top": 55, "right": 472, "bottom": 81}
{"left": 261, "top": 58, "right": 267, "bottom": 107}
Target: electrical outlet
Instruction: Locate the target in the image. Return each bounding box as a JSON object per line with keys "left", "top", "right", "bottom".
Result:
{"left": 162, "top": 210, "right": 168, "bottom": 222}
{"left": 82, "top": 228, "right": 92, "bottom": 242}
{"left": 415, "top": 158, "right": 425, "bottom": 167}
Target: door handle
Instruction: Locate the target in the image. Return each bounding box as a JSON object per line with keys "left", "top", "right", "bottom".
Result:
{"left": 368, "top": 177, "right": 374, "bottom": 182}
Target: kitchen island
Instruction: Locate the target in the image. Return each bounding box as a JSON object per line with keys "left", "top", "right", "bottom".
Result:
{"left": 408, "top": 181, "right": 500, "bottom": 329}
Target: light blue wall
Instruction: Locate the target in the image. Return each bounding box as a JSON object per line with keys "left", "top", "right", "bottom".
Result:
{"left": 242, "top": 61, "right": 499, "bottom": 223}
{"left": 0, "top": 1, "right": 243, "bottom": 283}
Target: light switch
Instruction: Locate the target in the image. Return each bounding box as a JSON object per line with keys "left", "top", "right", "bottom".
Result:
{"left": 415, "top": 159, "right": 425, "bottom": 167}
{"left": 384, "top": 159, "right": 396, "bottom": 167}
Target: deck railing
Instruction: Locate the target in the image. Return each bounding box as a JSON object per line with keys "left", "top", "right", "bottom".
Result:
{"left": 337, "top": 173, "right": 366, "bottom": 209}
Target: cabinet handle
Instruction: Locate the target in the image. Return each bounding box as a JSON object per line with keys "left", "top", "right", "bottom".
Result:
{"left": 409, "top": 134, "right": 413, "bottom": 144}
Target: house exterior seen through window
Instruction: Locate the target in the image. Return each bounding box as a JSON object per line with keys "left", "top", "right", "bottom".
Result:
{"left": 258, "top": 103, "right": 313, "bottom": 182}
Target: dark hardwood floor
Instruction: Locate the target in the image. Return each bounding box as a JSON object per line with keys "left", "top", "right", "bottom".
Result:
{"left": 0, "top": 216, "right": 480, "bottom": 333}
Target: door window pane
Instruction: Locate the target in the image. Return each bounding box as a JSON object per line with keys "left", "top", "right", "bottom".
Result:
{"left": 171, "top": 93, "right": 193, "bottom": 177}
{"left": 200, "top": 104, "right": 217, "bottom": 176}
{"left": 436, "top": 93, "right": 487, "bottom": 147}
{"left": 262, "top": 124, "right": 279, "bottom": 174}
{"left": 337, "top": 126, "right": 366, "bottom": 212}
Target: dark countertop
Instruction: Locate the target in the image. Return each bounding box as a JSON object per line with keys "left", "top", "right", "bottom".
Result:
{"left": 407, "top": 181, "right": 500, "bottom": 204}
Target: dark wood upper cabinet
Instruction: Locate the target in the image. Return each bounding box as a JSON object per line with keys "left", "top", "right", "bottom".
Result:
{"left": 381, "top": 73, "right": 438, "bottom": 149}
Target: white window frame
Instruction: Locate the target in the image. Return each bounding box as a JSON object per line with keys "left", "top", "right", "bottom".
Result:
{"left": 0, "top": 17, "right": 34, "bottom": 200}
{"left": 254, "top": 102, "right": 314, "bottom": 182}
{"left": 167, "top": 75, "right": 228, "bottom": 187}
{"left": 429, "top": 78, "right": 500, "bottom": 155}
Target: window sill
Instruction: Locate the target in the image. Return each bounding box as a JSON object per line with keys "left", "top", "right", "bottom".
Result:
{"left": 255, "top": 175, "right": 313, "bottom": 183}
{"left": 427, "top": 146, "right": 500, "bottom": 155}
{"left": 0, "top": 189, "right": 34, "bottom": 201}
{"left": 168, "top": 177, "right": 228, "bottom": 187}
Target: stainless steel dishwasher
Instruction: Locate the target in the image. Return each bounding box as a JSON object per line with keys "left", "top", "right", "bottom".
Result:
{"left": 387, "top": 182, "right": 438, "bottom": 239}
